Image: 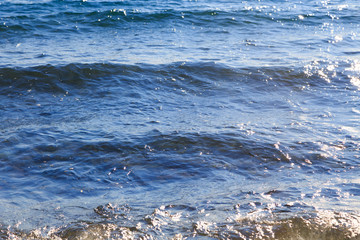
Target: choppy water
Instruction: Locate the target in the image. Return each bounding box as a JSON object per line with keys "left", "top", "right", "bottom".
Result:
{"left": 1, "top": 0, "right": 360, "bottom": 239}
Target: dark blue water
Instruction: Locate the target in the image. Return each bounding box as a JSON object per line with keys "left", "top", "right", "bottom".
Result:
{"left": 1, "top": 0, "right": 360, "bottom": 239}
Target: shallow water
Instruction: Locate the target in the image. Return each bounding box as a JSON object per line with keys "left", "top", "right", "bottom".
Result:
{"left": 1, "top": 0, "right": 360, "bottom": 239}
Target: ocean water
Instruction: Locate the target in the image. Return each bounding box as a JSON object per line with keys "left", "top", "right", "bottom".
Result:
{"left": 1, "top": 0, "right": 360, "bottom": 239}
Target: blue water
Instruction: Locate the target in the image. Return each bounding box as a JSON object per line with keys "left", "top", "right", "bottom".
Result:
{"left": 1, "top": 0, "right": 360, "bottom": 239}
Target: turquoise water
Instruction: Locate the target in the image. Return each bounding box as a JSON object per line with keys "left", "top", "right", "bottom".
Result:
{"left": 1, "top": 0, "right": 360, "bottom": 239}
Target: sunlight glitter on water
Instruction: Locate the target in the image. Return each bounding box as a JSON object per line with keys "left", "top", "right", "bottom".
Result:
{"left": 1, "top": 0, "right": 360, "bottom": 238}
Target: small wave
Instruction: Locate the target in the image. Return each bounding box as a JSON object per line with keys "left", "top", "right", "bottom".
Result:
{"left": 1, "top": 8, "right": 250, "bottom": 34}
{"left": 0, "top": 61, "right": 345, "bottom": 95}
{"left": 0, "top": 63, "right": 142, "bottom": 95}
{"left": 0, "top": 123, "right": 350, "bottom": 202}
{"left": 5, "top": 5, "right": 355, "bottom": 36}
{"left": 2, "top": 208, "right": 360, "bottom": 239}
{"left": 0, "top": 62, "right": 230, "bottom": 95}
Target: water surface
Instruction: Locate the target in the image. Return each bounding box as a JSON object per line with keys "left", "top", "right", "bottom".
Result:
{"left": 1, "top": 0, "right": 360, "bottom": 239}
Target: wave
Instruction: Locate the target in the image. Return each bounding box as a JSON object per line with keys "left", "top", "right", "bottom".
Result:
{"left": 2, "top": 3, "right": 359, "bottom": 35}
{"left": 2, "top": 207, "right": 360, "bottom": 239}
{"left": 1, "top": 122, "right": 354, "bottom": 202}
{"left": 0, "top": 60, "right": 357, "bottom": 96}
{"left": 0, "top": 9, "right": 255, "bottom": 34}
